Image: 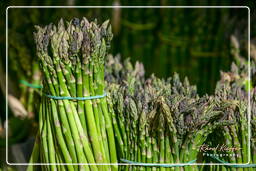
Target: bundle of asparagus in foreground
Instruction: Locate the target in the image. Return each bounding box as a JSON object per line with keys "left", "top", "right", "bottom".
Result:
{"left": 27, "top": 18, "right": 117, "bottom": 171}
{"left": 105, "top": 56, "right": 236, "bottom": 171}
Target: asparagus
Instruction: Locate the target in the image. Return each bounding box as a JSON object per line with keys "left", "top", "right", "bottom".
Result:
{"left": 106, "top": 56, "right": 234, "bottom": 171}
{"left": 200, "top": 36, "right": 255, "bottom": 171}
{"left": 25, "top": 16, "right": 255, "bottom": 171}
{"left": 28, "top": 17, "right": 118, "bottom": 171}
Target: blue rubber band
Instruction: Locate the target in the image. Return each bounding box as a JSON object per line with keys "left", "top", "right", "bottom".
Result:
{"left": 210, "top": 156, "right": 256, "bottom": 168}
{"left": 45, "top": 92, "right": 107, "bottom": 100}
{"left": 120, "top": 159, "right": 196, "bottom": 167}
{"left": 20, "top": 80, "right": 43, "bottom": 89}
{"left": 19, "top": 79, "right": 106, "bottom": 100}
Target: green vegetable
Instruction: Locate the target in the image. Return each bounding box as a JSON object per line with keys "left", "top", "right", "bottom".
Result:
{"left": 27, "top": 17, "right": 117, "bottom": 171}
{"left": 105, "top": 56, "right": 235, "bottom": 170}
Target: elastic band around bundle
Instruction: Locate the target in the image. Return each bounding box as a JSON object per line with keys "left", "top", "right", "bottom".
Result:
{"left": 20, "top": 80, "right": 43, "bottom": 89}
{"left": 120, "top": 159, "right": 196, "bottom": 167}
{"left": 210, "top": 156, "right": 256, "bottom": 168}
{"left": 45, "top": 92, "right": 107, "bottom": 100}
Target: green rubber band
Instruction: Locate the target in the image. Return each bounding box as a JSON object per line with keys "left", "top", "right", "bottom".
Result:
{"left": 210, "top": 156, "right": 256, "bottom": 168}
{"left": 19, "top": 80, "right": 43, "bottom": 89}
{"left": 120, "top": 159, "right": 196, "bottom": 167}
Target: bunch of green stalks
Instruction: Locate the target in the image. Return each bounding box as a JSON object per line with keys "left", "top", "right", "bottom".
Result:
{"left": 203, "top": 37, "right": 256, "bottom": 171}
{"left": 106, "top": 55, "right": 235, "bottom": 170}
{"left": 105, "top": 52, "right": 255, "bottom": 170}
{"left": 213, "top": 64, "right": 250, "bottom": 165}
{"left": 27, "top": 18, "right": 118, "bottom": 171}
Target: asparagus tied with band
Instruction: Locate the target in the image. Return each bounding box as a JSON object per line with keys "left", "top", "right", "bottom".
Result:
{"left": 27, "top": 18, "right": 117, "bottom": 171}
{"left": 105, "top": 56, "right": 235, "bottom": 170}
{"left": 205, "top": 36, "right": 255, "bottom": 170}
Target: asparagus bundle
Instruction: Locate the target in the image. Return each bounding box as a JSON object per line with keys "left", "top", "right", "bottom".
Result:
{"left": 27, "top": 18, "right": 117, "bottom": 171}
{"left": 208, "top": 37, "right": 256, "bottom": 170}
{"left": 213, "top": 66, "right": 250, "bottom": 165}
{"left": 105, "top": 48, "right": 255, "bottom": 170}
{"left": 106, "top": 56, "right": 234, "bottom": 170}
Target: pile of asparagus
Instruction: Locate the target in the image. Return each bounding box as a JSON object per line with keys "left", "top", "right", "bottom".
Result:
{"left": 28, "top": 18, "right": 117, "bottom": 171}
{"left": 27, "top": 17, "right": 254, "bottom": 171}
{"left": 105, "top": 55, "right": 239, "bottom": 170}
